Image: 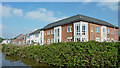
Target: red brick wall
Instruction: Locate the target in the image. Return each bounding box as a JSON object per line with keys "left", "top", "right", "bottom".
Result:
{"left": 44, "top": 28, "right": 54, "bottom": 45}
{"left": 107, "top": 27, "right": 119, "bottom": 42}
{"left": 61, "top": 23, "right": 73, "bottom": 42}
{"left": 88, "top": 23, "right": 101, "bottom": 41}
{"left": 12, "top": 34, "right": 24, "bottom": 43}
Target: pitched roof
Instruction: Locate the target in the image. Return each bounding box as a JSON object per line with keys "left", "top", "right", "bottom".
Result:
{"left": 42, "top": 14, "right": 119, "bottom": 30}
{"left": 13, "top": 34, "right": 23, "bottom": 39}
{"left": 29, "top": 29, "right": 42, "bottom": 35}
{"left": 29, "top": 14, "right": 119, "bottom": 35}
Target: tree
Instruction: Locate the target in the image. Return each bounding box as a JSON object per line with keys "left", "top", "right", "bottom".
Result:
{"left": 0, "top": 37, "right": 3, "bottom": 43}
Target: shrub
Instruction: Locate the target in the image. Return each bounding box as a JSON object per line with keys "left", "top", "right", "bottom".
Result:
{"left": 2, "top": 41, "right": 120, "bottom": 67}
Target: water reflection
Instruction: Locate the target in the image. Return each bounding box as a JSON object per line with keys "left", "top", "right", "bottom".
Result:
{"left": 2, "top": 53, "right": 57, "bottom": 68}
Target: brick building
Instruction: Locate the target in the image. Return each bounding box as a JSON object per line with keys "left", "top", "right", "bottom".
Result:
{"left": 12, "top": 34, "right": 25, "bottom": 44}
{"left": 119, "top": 34, "right": 120, "bottom": 41}
{"left": 28, "top": 14, "right": 119, "bottom": 45}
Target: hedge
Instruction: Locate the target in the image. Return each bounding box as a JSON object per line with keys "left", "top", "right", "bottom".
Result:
{"left": 2, "top": 41, "right": 120, "bottom": 67}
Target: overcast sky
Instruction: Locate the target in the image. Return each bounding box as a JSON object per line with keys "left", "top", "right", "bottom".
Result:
{"left": 0, "top": 2, "right": 119, "bottom": 38}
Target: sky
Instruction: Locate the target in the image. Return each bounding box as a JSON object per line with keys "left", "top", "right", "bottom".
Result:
{"left": 0, "top": 2, "right": 119, "bottom": 38}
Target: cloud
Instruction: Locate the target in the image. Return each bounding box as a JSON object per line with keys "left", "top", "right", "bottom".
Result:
{"left": 13, "top": 9, "right": 23, "bottom": 16}
{"left": 0, "top": 4, "right": 23, "bottom": 18}
{"left": 39, "top": 8, "right": 47, "bottom": 13}
{"left": 81, "top": 0, "right": 118, "bottom": 11}
{"left": 97, "top": 2, "right": 118, "bottom": 11}
{"left": 25, "top": 8, "right": 66, "bottom": 22}
{"left": 2, "top": 5, "right": 13, "bottom": 18}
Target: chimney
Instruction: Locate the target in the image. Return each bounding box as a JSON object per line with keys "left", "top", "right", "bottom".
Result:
{"left": 26, "top": 33, "right": 28, "bottom": 35}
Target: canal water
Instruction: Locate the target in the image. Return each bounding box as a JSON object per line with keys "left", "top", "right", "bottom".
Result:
{"left": 2, "top": 53, "right": 57, "bottom": 68}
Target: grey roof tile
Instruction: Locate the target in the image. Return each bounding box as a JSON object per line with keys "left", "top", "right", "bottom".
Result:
{"left": 42, "top": 14, "right": 119, "bottom": 30}
{"left": 30, "top": 14, "right": 119, "bottom": 35}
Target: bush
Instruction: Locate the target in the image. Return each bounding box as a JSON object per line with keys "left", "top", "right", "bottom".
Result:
{"left": 2, "top": 41, "right": 120, "bottom": 67}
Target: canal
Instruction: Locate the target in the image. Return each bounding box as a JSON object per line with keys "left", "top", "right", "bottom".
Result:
{"left": 2, "top": 53, "right": 57, "bottom": 68}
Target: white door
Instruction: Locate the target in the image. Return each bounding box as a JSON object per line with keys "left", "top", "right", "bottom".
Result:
{"left": 101, "top": 26, "right": 107, "bottom": 42}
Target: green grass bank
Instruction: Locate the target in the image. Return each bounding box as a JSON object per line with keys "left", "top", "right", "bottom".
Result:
{"left": 2, "top": 41, "right": 120, "bottom": 67}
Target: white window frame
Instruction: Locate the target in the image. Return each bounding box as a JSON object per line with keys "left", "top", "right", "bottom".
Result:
{"left": 54, "top": 26, "right": 62, "bottom": 43}
{"left": 67, "top": 37, "right": 72, "bottom": 42}
{"left": 82, "top": 38, "right": 87, "bottom": 42}
{"left": 96, "top": 37, "right": 100, "bottom": 42}
{"left": 111, "top": 38, "right": 114, "bottom": 42}
{"left": 82, "top": 25, "right": 86, "bottom": 35}
{"left": 51, "top": 38, "right": 54, "bottom": 43}
{"left": 107, "top": 38, "right": 110, "bottom": 42}
{"left": 75, "top": 38, "right": 81, "bottom": 42}
{"left": 96, "top": 27, "right": 100, "bottom": 33}
{"left": 51, "top": 30, "right": 54, "bottom": 34}
{"left": 107, "top": 29, "right": 110, "bottom": 34}
{"left": 76, "top": 23, "right": 81, "bottom": 35}
{"left": 47, "top": 39, "right": 50, "bottom": 44}
{"left": 67, "top": 26, "right": 70, "bottom": 32}
{"left": 74, "top": 21, "right": 88, "bottom": 42}
{"left": 98, "top": 27, "right": 100, "bottom": 33}
{"left": 45, "top": 32, "right": 46, "bottom": 36}
{"left": 70, "top": 26, "right": 72, "bottom": 32}
{"left": 91, "top": 26, "right": 93, "bottom": 32}
{"left": 47, "top": 31, "right": 50, "bottom": 35}
{"left": 111, "top": 29, "right": 113, "bottom": 34}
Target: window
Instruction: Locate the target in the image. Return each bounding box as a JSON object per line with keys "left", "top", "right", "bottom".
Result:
{"left": 67, "top": 37, "right": 72, "bottom": 42}
{"left": 111, "top": 38, "right": 114, "bottom": 42}
{"left": 107, "top": 38, "right": 110, "bottom": 42}
{"left": 44, "top": 33, "right": 46, "bottom": 36}
{"left": 98, "top": 27, "right": 100, "bottom": 33}
{"left": 70, "top": 26, "right": 72, "bottom": 32}
{"left": 96, "top": 37, "right": 100, "bottom": 42}
{"left": 76, "top": 24, "right": 80, "bottom": 35}
{"left": 91, "top": 26, "right": 93, "bottom": 32}
{"left": 58, "top": 29, "right": 59, "bottom": 36}
{"left": 51, "top": 38, "right": 54, "bottom": 43}
{"left": 103, "top": 28, "right": 105, "bottom": 33}
{"left": 55, "top": 39, "right": 57, "bottom": 43}
{"left": 75, "top": 38, "right": 81, "bottom": 42}
{"left": 35, "top": 34, "right": 39, "bottom": 37}
{"left": 67, "top": 26, "right": 70, "bottom": 32}
{"left": 95, "top": 27, "right": 97, "bottom": 32}
{"left": 111, "top": 29, "right": 113, "bottom": 34}
{"left": 47, "top": 31, "right": 50, "bottom": 35}
{"left": 51, "top": 30, "right": 54, "bottom": 34}
{"left": 91, "top": 38, "right": 93, "bottom": 40}
{"left": 55, "top": 28, "right": 60, "bottom": 37}
{"left": 47, "top": 39, "right": 50, "bottom": 44}
{"left": 107, "top": 29, "right": 110, "bottom": 34}
{"left": 96, "top": 27, "right": 100, "bottom": 33}
{"left": 82, "top": 38, "right": 87, "bottom": 42}
{"left": 82, "top": 26, "right": 85, "bottom": 35}
{"left": 58, "top": 39, "right": 60, "bottom": 42}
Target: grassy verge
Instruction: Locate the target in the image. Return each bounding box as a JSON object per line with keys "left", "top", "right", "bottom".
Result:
{"left": 2, "top": 41, "right": 120, "bottom": 67}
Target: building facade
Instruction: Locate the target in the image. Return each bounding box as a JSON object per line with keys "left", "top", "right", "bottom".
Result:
{"left": 27, "top": 14, "right": 119, "bottom": 45}
{"left": 12, "top": 34, "right": 25, "bottom": 44}
{"left": 119, "top": 34, "right": 120, "bottom": 42}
